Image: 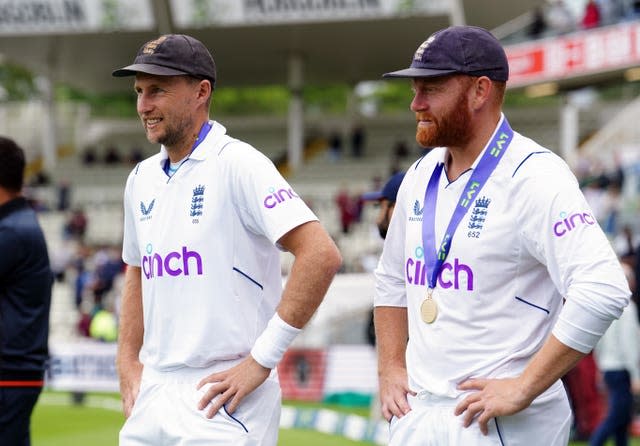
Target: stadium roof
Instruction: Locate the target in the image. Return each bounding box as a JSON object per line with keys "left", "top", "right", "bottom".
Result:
{"left": 0, "top": 0, "right": 541, "bottom": 93}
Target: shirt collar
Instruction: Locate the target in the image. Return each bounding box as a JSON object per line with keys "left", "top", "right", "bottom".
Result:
{"left": 158, "top": 120, "right": 226, "bottom": 164}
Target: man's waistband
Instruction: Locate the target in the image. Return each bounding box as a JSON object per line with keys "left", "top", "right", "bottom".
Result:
{"left": 0, "top": 369, "right": 45, "bottom": 387}
{"left": 142, "top": 357, "right": 278, "bottom": 384}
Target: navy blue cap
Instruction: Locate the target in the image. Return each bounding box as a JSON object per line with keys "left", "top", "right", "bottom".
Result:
{"left": 362, "top": 172, "right": 406, "bottom": 202}
{"left": 113, "top": 34, "right": 217, "bottom": 88}
{"left": 383, "top": 26, "right": 508, "bottom": 82}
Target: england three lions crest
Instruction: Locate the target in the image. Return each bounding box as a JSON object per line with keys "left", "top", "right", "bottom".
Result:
{"left": 190, "top": 184, "right": 205, "bottom": 222}
{"left": 467, "top": 196, "right": 491, "bottom": 237}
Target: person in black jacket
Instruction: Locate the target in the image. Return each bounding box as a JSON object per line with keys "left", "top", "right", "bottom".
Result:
{"left": 0, "top": 136, "right": 53, "bottom": 445}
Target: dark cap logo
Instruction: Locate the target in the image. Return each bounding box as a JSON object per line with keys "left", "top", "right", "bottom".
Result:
{"left": 142, "top": 36, "right": 168, "bottom": 55}
{"left": 414, "top": 35, "right": 435, "bottom": 61}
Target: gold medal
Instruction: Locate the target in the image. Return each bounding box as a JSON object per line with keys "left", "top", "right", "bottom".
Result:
{"left": 420, "top": 289, "right": 438, "bottom": 324}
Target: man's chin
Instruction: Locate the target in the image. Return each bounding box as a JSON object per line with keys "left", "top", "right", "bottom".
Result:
{"left": 144, "top": 131, "right": 161, "bottom": 145}
{"left": 416, "top": 131, "right": 434, "bottom": 148}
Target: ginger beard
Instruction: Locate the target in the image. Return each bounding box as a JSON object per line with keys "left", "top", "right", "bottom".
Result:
{"left": 415, "top": 88, "right": 473, "bottom": 149}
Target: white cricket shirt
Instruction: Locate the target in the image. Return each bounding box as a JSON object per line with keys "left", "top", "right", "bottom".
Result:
{"left": 374, "top": 115, "right": 631, "bottom": 397}
{"left": 122, "top": 121, "right": 317, "bottom": 371}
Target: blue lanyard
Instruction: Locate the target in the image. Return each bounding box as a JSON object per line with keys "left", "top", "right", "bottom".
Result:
{"left": 163, "top": 121, "right": 213, "bottom": 176}
{"left": 421, "top": 118, "right": 514, "bottom": 290}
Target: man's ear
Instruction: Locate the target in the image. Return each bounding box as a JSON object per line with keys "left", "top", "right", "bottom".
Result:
{"left": 197, "top": 79, "right": 212, "bottom": 103}
{"left": 470, "top": 76, "right": 493, "bottom": 110}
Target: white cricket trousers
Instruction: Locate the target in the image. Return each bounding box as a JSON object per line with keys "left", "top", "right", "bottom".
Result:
{"left": 119, "top": 359, "right": 281, "bottom": 446}
{"left": 389, "top": 380, "right": 572, "bottom": 446}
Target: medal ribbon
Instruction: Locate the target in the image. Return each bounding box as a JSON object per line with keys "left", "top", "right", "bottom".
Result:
{"left": 421, "top": 117, "right": 514, "bottom": 290}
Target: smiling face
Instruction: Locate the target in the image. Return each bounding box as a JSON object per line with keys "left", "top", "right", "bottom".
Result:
{"left": 134, "top": 73, "right": 210, "bottom": 158}
{"left": 410, "top": 75, "right": 474, "bottom": 149}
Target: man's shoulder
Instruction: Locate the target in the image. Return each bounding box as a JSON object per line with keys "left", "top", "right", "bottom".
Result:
{"left": 502, "top": 132, "right": 567, "bottom": 179}
{"left": 128, "top": 152, "right": 163, "bottom": 176}
{"left": 214, "top": 135, "right": 276, "bottom": 169}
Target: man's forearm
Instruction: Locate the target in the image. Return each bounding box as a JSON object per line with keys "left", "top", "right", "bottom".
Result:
{"left": 519, "top": 334, "right": 585, "bottom": 402}
{"left": 117, "top": 265, "right": 144, "bottom": 373}
{"left": 374, "top": 306, "right": 409, "bottom": 372}
{"left": 276, "top": 221, "right": 342, "bottom": 328}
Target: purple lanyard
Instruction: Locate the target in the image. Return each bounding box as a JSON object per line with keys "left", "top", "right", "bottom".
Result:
{"left": 163, "top": 121, "right": 213, "bottom": 175}
{"left": 421, "top": 118, "right": 514, "bottom": 290}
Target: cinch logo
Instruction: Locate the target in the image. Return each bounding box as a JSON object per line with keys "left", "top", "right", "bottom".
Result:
{"left": 263, "top": 186, "right": 299, "bottom": 209}
{"left": 142, "top": 244, "right": 203, "bottom": 279}
{"left": 552, "top": 211, "right": 596, "bottom": 237}
{"left": 405, "top": 246, "right": 474, "bottom": 290}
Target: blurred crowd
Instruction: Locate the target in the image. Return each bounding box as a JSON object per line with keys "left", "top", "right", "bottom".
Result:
{"left": 50, "top": 209, "right": 124, "bottom": 343}
{"left": 528, "top": 0, "right": 640, "bottom": 39}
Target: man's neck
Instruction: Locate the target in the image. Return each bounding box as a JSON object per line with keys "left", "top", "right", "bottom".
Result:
{"left": 0, "top": 188, "right": 20, "bottom": 207}
{"left": 166, "top": 117, "right": 210, "bottom": 163}
{"left": 446, "top": 114, "right": 502, "bottom": 181}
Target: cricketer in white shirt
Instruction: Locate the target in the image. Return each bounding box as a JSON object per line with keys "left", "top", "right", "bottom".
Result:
{"left": 120, "top": 121, "right": 337, "bottom": 445}
{"left": 122, "top": 121, "right": 317, "bottom": 370}
{"left": 374, "top": 115, "right": 631, "bottom": 445}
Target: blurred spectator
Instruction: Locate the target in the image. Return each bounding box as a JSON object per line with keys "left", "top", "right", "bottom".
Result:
{"left": 392, "top": 139, "right": 410, "bottom": 162}
{"left": 64, "top": 208, "right": 88, "bottom": 242}
{"left": 601, "top": 178, "right": 622, "bottom": 237}
{"left": 327, "top": 131, "right": 343, "bottom": 162}
{"left": 546, "top": 0, "right": 576, "bottom": 34}
{"left": 82, "top": 146, "right": 97, "bottom": 165}
{"left": 91, "top": 245, "right": 124, "bottom": 308}
{"left": 73, "top": 243, "right": 93, "bottom": 310}
{"left": 56, "top": 180, "right": 71, "bottom": 211}
{"left": 129, "top": 146, "right": 144, "bottom": 164}
{"left": 582, "top": 0, "right": 602, "bottom": 28}
{"left": 614, "top": 225, "right": 637, "bottom": 266}
{"left": 528, "top": 5, "right": 548, "bottom": 38}
{"left": 50, "top": 239, "right": 76, "bottom": 283}
{"left": 563, "top": 353, "right": 605, "bottom": 441}
{"left": 361, "top": 171, "right": 405, "bottom": 421}
{"left": 89, "top": 307, "right": 118, "bottom": 342}
{"left": 596, "top": 0, "right": 623, "bottom": 25}
{"left": 590, "top": 262, "right": 640, "bottom": 446}
{"left": 335, "top": 185, "right": 356, "bottom": 234}
{"left": 104, "top": 145, "right": 122, "bottom": 165}
{"left": 350, "top": 124, "right": 365, "bottom": 158}
{"left": 29, "top": 170, "right": 51, "bottom": 186}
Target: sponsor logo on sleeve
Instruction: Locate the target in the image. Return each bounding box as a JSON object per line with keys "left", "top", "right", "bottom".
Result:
{"left": 552, "top": 211, "right": 596, "bottom": 237}
{"left": 263, "top": 186, "right": 300, "bottom": 209}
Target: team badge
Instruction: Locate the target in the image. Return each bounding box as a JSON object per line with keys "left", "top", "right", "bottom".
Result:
{"left": 190, "top": 184, "right": 205, "bottom": 221}
{"left": 467, "top": 196, "right": 491, "bottom": 236}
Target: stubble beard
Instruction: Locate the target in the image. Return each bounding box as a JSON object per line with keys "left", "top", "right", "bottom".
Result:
{"left": 415, "top": 93, "right": 473, "bottom": 149}
{"left": 145, "top": 115, "right": 193, "bottom": 152}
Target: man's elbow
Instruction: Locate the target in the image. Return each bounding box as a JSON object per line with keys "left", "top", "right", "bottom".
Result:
{"left": 320, "top": 241, "right": 343, "bottom": 275}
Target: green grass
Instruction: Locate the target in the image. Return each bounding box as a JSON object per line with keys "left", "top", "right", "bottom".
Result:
{"left": 32, "top": 392, "right": 373, "bottom": 446}
{"left": 33, "top": 402, "right": 122, "bottom": 446}
{"left": 32, "top": 391, "right": 640, "bottom": 446}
